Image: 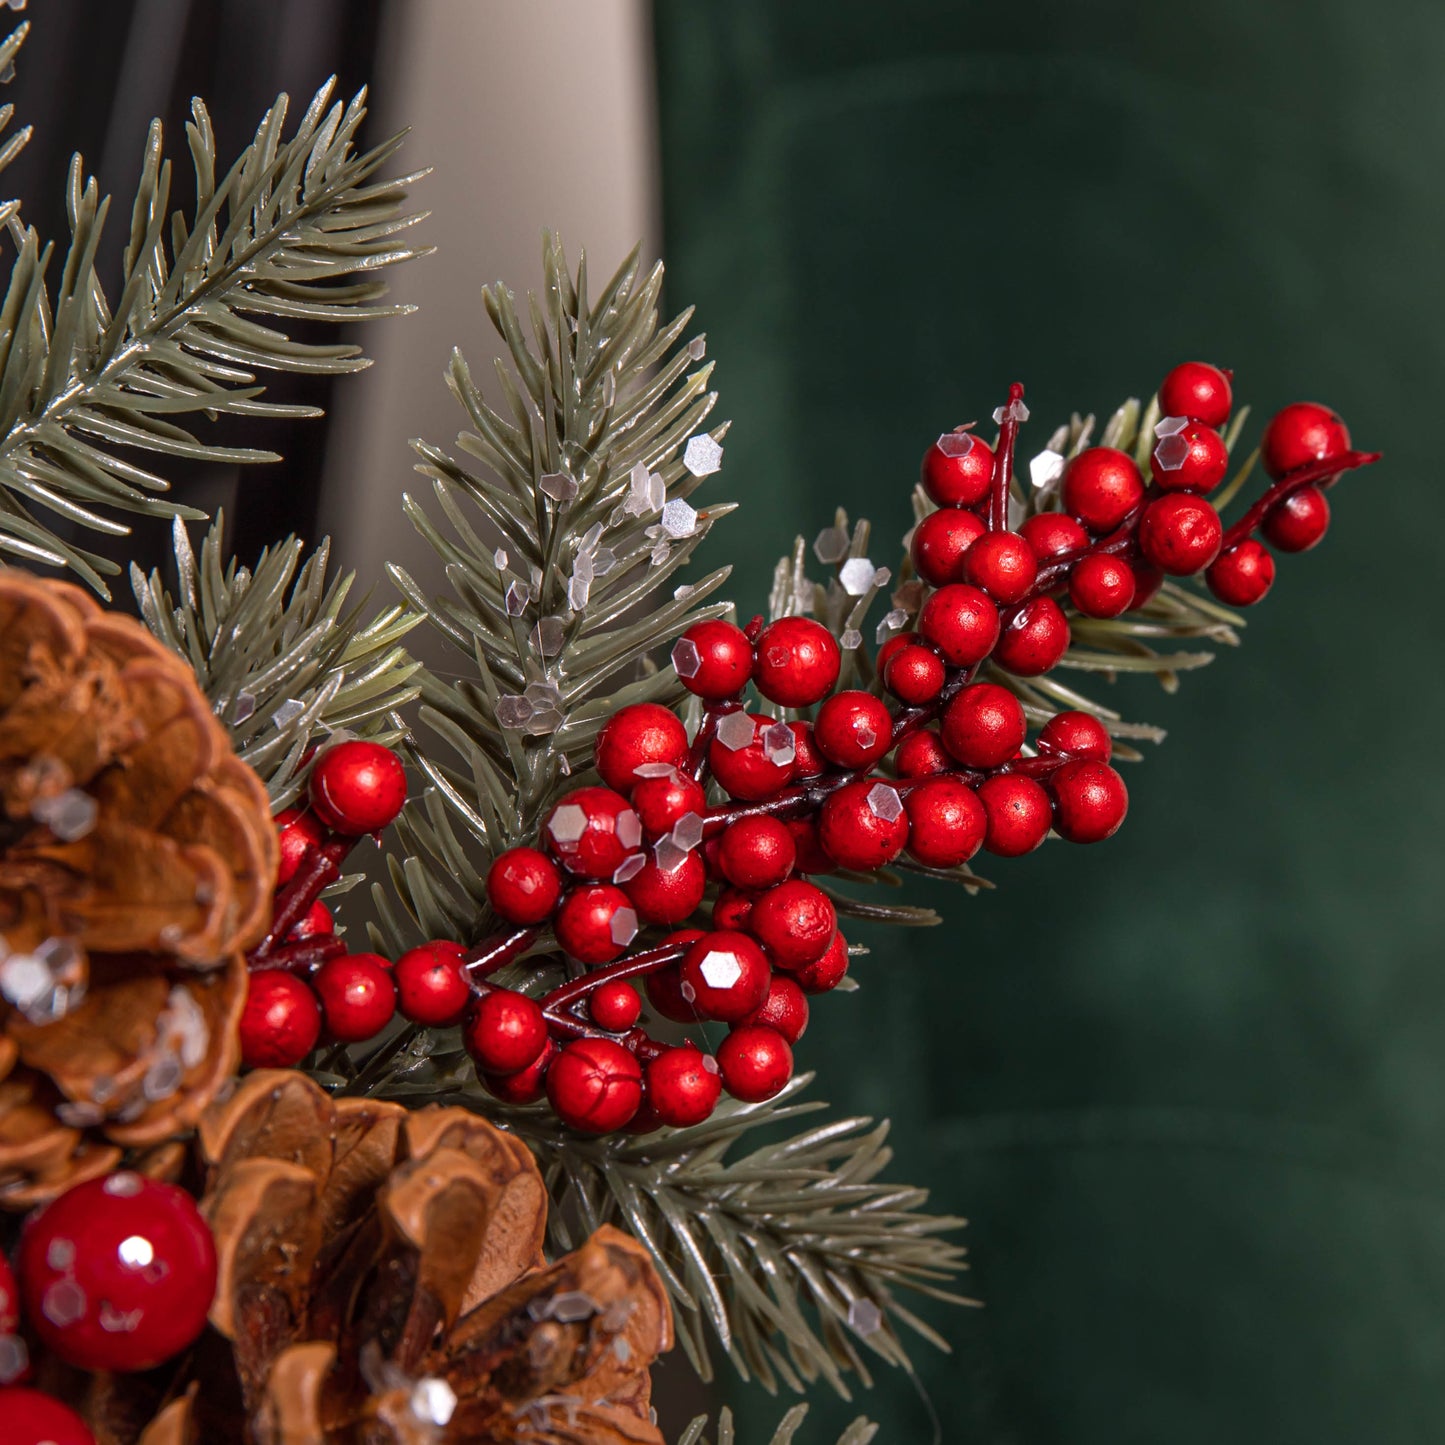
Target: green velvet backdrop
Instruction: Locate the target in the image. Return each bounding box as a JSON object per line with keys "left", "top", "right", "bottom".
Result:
{"left": 653, "top": 4, "right": 1445, "bottom": 1441}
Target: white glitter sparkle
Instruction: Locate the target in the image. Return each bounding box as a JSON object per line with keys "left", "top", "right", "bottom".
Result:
{"left": 661, "top": 498, "right": 699, "bottom": 538}
{"left": 411, "top": 1377, "right": 458, "bottom": 1426}
{"left": 609, "top": 907, "right": 639, "bottom": 947}
{"left": 866, "top": 783, "right": 904, "bottom": 822}
{"left": 683, "top": 433, "right": 724, "bottom": 477}
{"left": 1154, "top": 435, "right": 1190, "bottom": 471}
{"left": 936, "top": 431, "right": 976, "bottom": 458}
{"left": 547, "top": 805, "right": 588, "bottom": 845}
{"left": 1155, "top": 414, "right": 1190, "bottom": 438}
{"left": 715, "top": 712, "right": 756, "bottom": 751}
{"left": 698, "top": 949, "right": 743, "bottom": 990}
{"left": 1029, "top": 449, "right": 1066, "bottom": 489}
{"left": 838, "top": 558, "right": 877, "bottom": 596}
{"left": 671, "top": 638, "right": 701, "bottom": 679}
{"left": 848, "top": 1298, "right": 884, "bottom": 1336}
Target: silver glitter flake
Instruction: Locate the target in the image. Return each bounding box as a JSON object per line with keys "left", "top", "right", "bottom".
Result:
{"left": 936, "top": 430, "right": 976, "bottom": 458}
{"left": 505, "top": 580, "right": 533, "bottom": 617}
{"left": 838, "top": 558, "right": 877, "bottom": 596}
{"left": 1154, "top": 434, "right": 1191, "bottom": 471}
{"left": 0, "top": 936, "right": 84, "bottom": 1024}
{"left": 547, "top": 805, "right": 588, "bottom": 845}
{"left": 866, "top": 783, "right": 904, "bottom": 822}
{"left": 661, "top": 498, "right": 699, "bottom": 538}
{"left": 624, "top": 461, "right": 665, "bottom": 517}
{"left": 610, "top": 907, "right": 639, "bottom": 947}
{"left": 687, "top": 335, "right": 707, "bottom": 361}
{"left": 230, "top": 691, "right": 257, "bottom": 724}
{"left": 497, "top": 694, "right": 534, "bottom": 730}
{"left": 698, "top": 949, "right": 743, "bottom": 991}
{"left": 103, "top": 1171, "right": 144, "bottom": 1197}
{"left": 567, "top": 573, "right": 592, "bottom": 610}
{"left": 494, "top": 547, "right": 509, "bottom": 570}
{"left": 634, "top": 762, "right": 678, "bottom": 780}
{"left": 993, "top": 399, "right": 1031, "bottom": 425}
{"left": 30, "top": 788, "right": 97, "bottom": 841}
{"left": 683, "top": 433, "right": 723, "bottom": 477}
{"left": 540, "top": 470, "right": 578, "bottom": 504}
{"left": 670, "top": 812, "right": 705, "bottom": 851}
{"left": 1029, "top": 448, "right": 1066, "bottom": 489}
{"left": 1155, "top": 414, "right": 1190, "bottom": 438}
{"left": 270, "top": 698, "right": 305, "bottom": 728}
{"left": 42, "top": 1280, "right": 88, "bottom": 1328}
{"left": 840, "top": 628, "right": 863, "bottom": 651}
{"left": 410, "top": 1377, "right": 458, "bottom": 1426}
{"left": 671, "top": 637, "right": 701, "bottom": 679}
{"left": 762, "top": 722, "right": 796, "bottom": 766}
{"left": 715, "top": 712, "right": 756, "bottom": 751}
{"left": 613, "top": 1336, "right": 632, "bottom": 1363}
{"left": 532, "top": 617, "right": 567, "bottom": 656}
{"left": 813, "top": 526, "right": 849, "bottom": 565}
{"left": 550, "top": 1291, "right": 599, "bottom": 1323}
{"left": 848, "top": 1298, "right": 884, "bottom": 1337}
{"left": 47, "top": 1238, "right": 76, "bottom": 1270}
{"left": 616, "top": 808, "right": 643, "bottom": 850}
{"left": 613, "top": 853, "right": 647, "bottom": 884}
{"left": 653, "top": 837, "right": 690, "bottom": 874}
{"left": 0, "top": 1332, "right": 29, "bottom": 1385}
{"left": 876, "top": 608, "right": 908, "bottom": 644}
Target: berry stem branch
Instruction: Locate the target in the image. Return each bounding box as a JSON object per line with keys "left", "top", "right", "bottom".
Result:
{"left": 988, "top": 381, "right": 1026, "bottom": 533}
{"left": 249, "top": 836, "right": 353, "bottom": 965}
{"left": 1218, "top": 448, "right": 1380, "bottom": 553}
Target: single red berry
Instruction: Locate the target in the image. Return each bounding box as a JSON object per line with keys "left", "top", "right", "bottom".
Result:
{"left": 1038, "top": 711, "right": 1112, "bottom": 761}
{"left": 910, "top": 508, "right": 986, "bottom": 586}
{"left": 793, "top": 929, "right": 850, "bottom": 994}
{"left": 1021, "top": 511, "right": 1089, "bottom": 560}
{"left": 1158, "top": 361, "right": 1233, "bottom": 428}
{"left": 883, "top": 643, "right": 946, "bottom": 705}
{"left": 708, "top": 713, "right": 798, "bottom": 801}
{"left": 749, "top": 880, "right": 838, "bottom": 966}
{"left": 394, "top": 943, "right": 471, "bottom": 1027}
{"left": 1261, "top": 402, "right": 1350, "bottom": 480}
{"left": 0, "top": 1388, "right": 95, "bottom": 1445}
{"left": 1068, "top": 553, "right": 1136, "bottom": 618}
{"left": 313, "top": 954, "right": 396, "bottom": 1042}
{"left": 918, "top": 584, "right": 1001, "bottom": 667}
{"left": 789, "top": 721, "right": 829, "bottom": 779}
{"left": 1262, "top": 485, "right": 1330, "bottom": 552}
{"left": 590, "top": 980, "right": 643, "bottom": 1032}
{"left": 623, "top": 848, "right": 707, "bottom": 926}
{"left": 753, "top": 617, "right": 842, "bottom": 707}
{"left": 718, "top": 816, "right": 797, "bottom": 890}
{"left": 1050, "top": 759, "right": 1129, "bottom": 844}
{"left": 876, "top": 630, "right": 921, "bottom": 673}
{"left": 1151, "top": 420, "right": 1229, "bottom": 493}
{"left": 712, "top": 885, "right": 759, "bottom": 931}
{"left": 996, "top": 598, "right": 1071, "bottom": 677}
{"left": 487, "top": 845, "right": 564, "bottom": 924}
{"left": 481, "top": 1036, "right": 556, "bottom": 1104}
{"left": 594, "top": 703, "right": 689, "bottom": 791}
{"left": 717, "top": 1025, "right": 793, "bottom": 1102}
{"left": 1207, "top": 539, "right": 1277, "bottom": 606}
{"left": 547, "top": 1037, "right": 643, "bottom": 1133}
{"left": 1130, "top": 558, "right": 1166, "bottom": 607}
{"left": 464, "top": 988, "right": 548, "bottom": 1075}
{"left": 239, "top": 970, "right": 322, "bottom": 1068}
{"left": 290, "top": 898, "right": 333, "bottom": 940}
{"left": 962, "top": 531, "right": 1038, "bottom": 604}
{"left": 1138, "top": 493, "right": 1223, "bottom": 575}
{"left": 0, "top": 1249, "right": 17, "bottom": 1336}
{"left": 817, "top": 780, "right": 910, "bottom": 873}
{"left": 977, "top": 774, "right": 1054, "bottom": 856}
{"left": 921, "top": 429, "right": 995, "bottom": 508}
{"left": 646, "top": 934, "right": 705, "bottom": 1021}
{"left": 673, "top": 619, "right": 754, "bottom": 699}
{"left": 274, "top": 806, "right": 325, "bottom": 885}
{"left": 941, "top": 682, "right": 1026, "bottom": 768}
{"left": 905, "top": 776, "right": 986, "bottom": 869}
{"left": 554, "top": 884, "right": 638, "bottom": 963}
{"left": 19, "top": 1173, "right": 216, "bottom": 1372}
{"left": 646, "top": 1045, "right": 723, "bottom": 1127}
{"left": 744, "top": 972, "right": 810, "bottom": 1043}
{"left": 543, "top": 787, "right": 643, "bottom": 880}
{"left": 679, "top": 931, "right": 772, "bottom": 1022}
{"left": 1062, "top": 448, "right": 1146, "bottom": 533}
{"left": 308, "top": 740, "right": 406, "bottom": 835}
{"left": 894, "top": 728, "right": 953, "bottom": 778}
{"left": 813, "top": 690, "right": 893, "bottom": 769}
{"left": 787, "top": 816, "right": 835, "bottom": 874}
{"left": 630, "top": 767, "right": 707, "bottom": 838}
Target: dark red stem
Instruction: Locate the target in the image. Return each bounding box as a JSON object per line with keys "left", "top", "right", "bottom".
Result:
{"left": 249, "top": 835, "right": 352, "bottom": 964}
{"left": 988, "top": 382, "right": 1026, "bottom": 533}
{"left": 1219, "top": 449, "right": 1379, "bottom": 553}
{"left": 464, "top": 927, "right": 540, "bottom": 984}
{"left": 249, "top": 935, "right": 347, "bottom": 976}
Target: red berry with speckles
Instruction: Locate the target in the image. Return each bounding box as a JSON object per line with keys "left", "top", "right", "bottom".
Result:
{"left": 894, "top": 728, "right": 952, "bottom": 778}
{"left": 918, "top": 584, "right": 1001, "bottom": 667}
{"left": 994, "top": 597, "right": 1071, "bottom": 676}
{"left": 481, "top": 1037, "right": 556, "bottom": 1104}
{"left": 978, "top": 774, "right": 1053, "bottom": 856}
{"left": 645, "top": 932, "right": 705, "bottom": 1022}
{"left": 673, "top": 619, "right": 753, "bottom": 699}
{"left": 646, "top": 1045, "right": 722, "bottom": 1127}
{"left": 1139, "top": 494, "right": 1223, "bottom": 575}
{"left": 712, "top": 885, "right": 759, "bottom": 931}
{"left": 876, "top": 630, "right": 921, "bottom": 672}
{"left": 789, "top": 722, "right": 828, "bottom": 779}
{"left": 290, "top": 898, "right": 333, "bottom": 940}
{"left": 921, "top": 430, "right": 995, "bottom": 507}
{"left": 1068, "top": 553, "right": 1136, "bottom": 618}
{"left": 1262, "top": 485, "right": 1330, "bottom": 552}
{"left": 708, "top": 713, "right": 798, "bottom": 801}
{"left": 941, "top": 682, "right": 1025, "bottom": 769}
{"left": 787, "top": 816, "right": 834, "bottom": 874}
{"left": 308, "top": 740, "right": 407, "bottom": 835}
{"left": 883, "top": 643, "right": 946, "bottom": 705}
{"left": 1151, "top": 421, "right": 1229, "bottom": 493}
{"left": 464, "top": 988, "right": 547, "bottom": 1075}
{"left": 1, "top": 1389, "right": 95, "bottom": 1445}
{"left": 19, "top": 1173, "right": 217, "bottom": 1372}
{"left": 813, "top": 690, "right": 893, "bottom": 769}
{"left": 793, "top": 929, "right": 850, "bottom": 993}
{"left": 1050, "top": 759, "right": 1129, "bottom": 844}
{"left": 718, "top": 816, "right": 797, "bottom": 890}
{"left": 1021, "top": 511, "right": 1089, "bottom": 560}
{"left": 962, "top": 531, "right": 1038, "bottom": 604}
{"left": 679, "top": 931, "right": 772, "bottom": 1022}
{"left": 630, "top": 767, "right": 706, "bottom": 838}
{"left": 274, "top": 807, "right": 325, "bottom": 885}
{"left": 717, "top": 1025, "right": 793, "bottom": 1102}
{"left": 905, "top": 776, "right": 986, "bottom": 868}
{"left": 589, "top": 980, "right": 643, "bottom": 1032}
{"left": 543, "top": 787, "right": 643, "bottom": 880}
{"left": 750, "top": 880, "right": 838, "bottom": 967}
{"left": 1261, "top": 402, "right": 1350, "bottom": 480}
{"left": 911, "top": 507, "right": 986, "bottom": 585}
{"left": 745, "top": 972, "right": 809, "bottom": 1043}
{"left": 394, "top": 943, "right": 471, "bottom": 1027}
{"left": 1207, "top": 539, "right": 1277, "bottom": 605}
{"left": 594, "top": 703, "right": 689, "bottom": 791}
{"left": 487, "top": 845, "right": 563, "bottom": 924}
{"left": 623, "top": 848, "right": 706, "bottom": 926}
{"left": 1038, "top": 711, "right": 1112, "bottom": 762}
{"left": 1062, "top": 447, "right": 1146, "bottom": 533}
{"left": 239, "top": 970, "right": 322, "bottom": 1068}
{"left": 554, "top": 884, "right": 638, "bottom": 963}
{"left": 546, "top": 1037, "right": 643, "bottom": 1133}
{"left": 817, "top": 780, "right": 910, "bottom": 873}
{"left": 1158, "top": 361, "right": 1233, "bottom": 428}
{"left": 314, "top": 954, "right": 395, "bottom": 1042}
{"left": 753, "top": 617, "right": 842, "bottom": 707}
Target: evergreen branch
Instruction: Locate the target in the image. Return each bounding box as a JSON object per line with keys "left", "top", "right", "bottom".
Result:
{"left": 0, "top": 21, "right": 30, "bottom": 229}
{"left": 677, "top": 1404, "right": 878, "bottom": 1445}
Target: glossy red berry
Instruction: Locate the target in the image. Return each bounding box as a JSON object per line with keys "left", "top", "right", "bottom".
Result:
{"left": 753, "top": 617, "right": 842, "bottom": 707}
{"left": 750, "top": 879, "right": 839, "bottom": 966}
{"left": 0, "top": 1388, "right": 95, "bottom": 1445}
{"left": 917, "top": 584, "right": 1001, "bottom": 667}
{"left": 543, "top": 787, "right": 643, "bottom": 880}
{"left": 646, "top": 1045, "right": 722, "bottom": 1127}
{"left": 977, "top": 774, "right": 1054, "bottom": 856}
{"left": 711, "top": 885, "right": 758, "bottom": 931}
{"left": 1158, "top": 360, "right": 1232, "bottom": 428}
{"left": 993, "top": 598, "right": 1071, "bottom": 677}
{"left": 792, "top": 929, "right": 850, "bottom": 993}
{"left": 290, "top": 898, "right": 333, "bottom": 940}
{"left": 941, "top": 682, "right": 1025, "bottom": 768}
{"left": 961, "top": 531, "right": 1038, "bottom": 604}
{"left": 546, "top": 1037, "right": 643, "bottom": 1133}
{"left": 239, "top": 969, "right": 322, "bottom": 1067}
{"left": 745, "top": 972, "right": 810, "bottom": 1043}
{"left": 817, "top": 780, "right": 910, "bottom": 872}
{"left": 274, "top": 807, "right": 325, "bottom": 885}
{"left": 679, "top": 931, "right": 772, "bottom": 1022}
{"left": 910, "top": 508, "right": 986, "bottom": 586}
{"left": 313, "top": 953, "right": 396, "bottom": 1042}
{"left": 1062, "top": 448, "right": 1145, "bottom": 534}
{"left": 1068, "top": 553, "right": 1135, "bottom": 618}
{"left": 876, "top": 630, "right": 921, "bottom": 672}
{"left": 486, "top": 845, "right": 564, "bottom": 924}
{"left": 1261, "top": 402, "right": 1350, "bottom": 480}
{"left": 480, "top": 1036, "right": 556, "bottom": 1105}
{"left": 1151, "top": 420, "right": 1229, "bottom": 493}
{"left": 1207, "top": 539, "right": 1277, "bottom": 606}
{"left": 708, "top": 713, "right": 798, "bottom": 801}
{"left": 554, "top": 884, "right": 638, "bottom": 963}
{"left": 1138, "top": 493, "right": 1223, "bottom": 575}
{"left": 789, "top": 722, "right": 828, "bottom": 780}
{"left": 630, "top": 767, "right": 707, "bottom": 838}
{"left": 308, "top": 740, "right": 406, "bottom": 835}
{"left": 589, "top": 980, "right": 643, "bottom": 1032}
{"left": 921, "top": 430, "right": 995, "bottom": 507}
{"left": 19, "top": 1173, "right": 217, "bottom": 1372}
{"left": 1038, "top": 710, "right": 1112, "bottom": 762}
{"left": 1130, "top": 558, "right": 1166, "bottom": 607}
{"left": 894, "top": 728, "right": 953, "bottom": 778}
{"left": 905, "top": 776, "right": 986, "bottom": 868}
{"left": 464, "top": 988, "right": 548, "bottom": 1075}
{"left": 717, "top": 1025, "right": 793, "bottom": 1102}
{"left": 1050, "top": 760, "right": 1129, "bottom": 844}
{"left": 787, "top": 816, "right": 834, "bottom": 874}
{"left": 813, "top": 690, "right": 893, "bottom": 769}
{"left": 394, "top": 943, "right": 471, "bottom": 1027}
{"left": 1020, "top": 511, "right": 1088, "bottom": 560}
{"left": 672, "top": 618, "right": 754, "bottom": 699}
{"left": 594, "top": 703, "right": 689, "bottom": 791}
{"left": 622, "top": 848, "right": 707, "bottom": 926}
{"left": 883, "top": 643, "right": 946, "bottom": 705}
{"left": 718, "top": 816, "right": 797, "bottom": 890}
{"left": 1262, "top": 485, "right": 1330, "bottom": 552}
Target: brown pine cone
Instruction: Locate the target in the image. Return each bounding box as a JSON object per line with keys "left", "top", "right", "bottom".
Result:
{"left": 0, "top": 570, "right": 278, "bottom": 1209}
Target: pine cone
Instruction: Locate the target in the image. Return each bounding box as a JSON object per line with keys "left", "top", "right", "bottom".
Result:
{"left": 0, "top": 570, "right": 278, "bottom": 1208}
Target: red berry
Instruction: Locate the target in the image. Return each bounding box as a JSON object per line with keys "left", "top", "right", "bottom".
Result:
{"left": 921, "top": 430, "right": 995, "bottom": 508}
{"left": 239, "top": 970, "right": 322, "bottom": 1068}
{"left": 1151, "top": 420, "right": 1229, "bottom": 493}
{"left": 894, "top": 728, "right": 952, "bottom": 778}
{"left": 543, "top": 787, "right": 643, "bottom": 880}
{"left": 487, "top": 845, "right": 564, "bottom": 924}
{"left": 1062, "top": 447, "right": 1145, "bottom": 533}
{"left": 0, "top": 1388, "right": 95, "bottom": 1445}
{"left": 314, "top": 954, "right": 396, "bottom": 1042}
{"left": 918, "top": 584, "right": 1001, "bottom": 667}
{"left": 817, "top": 780, "right": 910, "bottom": 872}
{"left": 1050, "top": 759, "right": 1129, "bottom": 844}
{"left": 708, "top": 713, "right": 797, "bottom": 801}
{"left": 594, "top": 703, "right": 689, "bottom": 791}
{"left": 308, "top": 740, "right": 406, "bottom": 835}
{"left": 481, "top": 1036, "right": 556, "bottom": 1104}
{"left": 977, "top": 774, "right": 1053, "bottom": 856}
{"left": 630, "top": 767, "right": 706, "bottom": 838}
{"left": 679, "top": 931, "right": 772, "bottom": 1022}
{"left": 883, "top": 643, "right": 946, "bottom": 705}
{"left": 1158, "top": 361, "right": 1233, "bottom": 428}
{"left": 554, "top": 884, "right": 638, "bottom": 963}
{"left": 1262, "top": 485, "right": 1330, "bottom": 552}
{"left": 718, "top": 816, "right": 797, "bottom": 890}
{"left": 0, "top": 1249, "right": 17, "bottom": 1336}
{"left": 876, "top": 630, "right": 921, "bottom": 672}
{"left": 1261, "top": 402, "right": 1350, "bottom": 480}
{"left": 19, "top": 1173, "right": 217, "bottom": 1372}
{"left": 546, "top": 1037, "right": 643, "bottom": 1133}
{"left": 394, "top": 943, "right": 471, "bottom": 1027}
{"left": 590, "top": 979, "right": 643, "bottom": 1032}
{"left": 745, "top": 973, "right": 809, "bottom": 1043}
{"left": 994, "top": 597, "right": 1072, "bottom": 677}
{"left": 274, "top": 807, "right": 324, "bottom": 885}
{"left": 623, "top": 848, "right": 707, "bottom": 926}
{"left": 717, "top": 1025, "right": 793, "bottom": 1102}
{"left": 813, "top": 690, "right": 893, "bottom": 769}
{"left": 673, "top": 619, "right": 754, "bottom": 699}
{"left": 1020, "top": 511, "right": 1089, "bottom": 560}
{"left": 712, "top": 885, "right": 759, "bottom": 931}
{"left": 749, "top": 880, "right": 838, "bottom": 966}
{"left": 941, "top": 682, "right": 1025, "bottom": 769}
{"left": 904, "top": 776, "right": 986, "bottom": 868}
{"left": 1138, "top": 493, "right": 1223, "bottom": 575}
{"left": 910, "top": 508, "right": 986, "bottom": 586}
{"left": 464, "top": 988, "right": 547, "bottom": 1074}
{"left": 645, "top": 934, "right": 705, "bottom": 1022}
{"left": 646, "top": 1045, "right": 723, "bottom": 1127}
{"left": 1207, "top": 539, "right": 1277, "bottom": 606}
{"left": 789, "top": 721, "right": 828, "bottom": 779}
{"left": 1068, "top": 553, "right": 1135, "bottom": 618}
{"left": 793, "top": 929, "right": 850, "bottom": 993}
{"left": 1038, "top": 711, "right": 1112, "bottom": 762}
{"left": 290, "top": 898, "right": 333, "bottom": 940}
{"left": 753, "top": 617, "right": 842, "bottom": 707}
{"left": 962, "top": 531, "right": 1038, "bottom": 604}
{"left": 787, "top": 816, "right": 835, "bottom": 874}
{"left": 1130, "top": 558, "right": 1166, "bottom": 607}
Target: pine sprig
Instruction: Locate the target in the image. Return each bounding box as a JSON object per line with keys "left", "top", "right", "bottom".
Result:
{"left": 0, "top": 74, "right": 429, "bottom": 593}
{"left": 678, "top": 1405, "right": 878, "bottom": 1445}
{"left": 0, "top": 21, "right": 30, "bottom": 231}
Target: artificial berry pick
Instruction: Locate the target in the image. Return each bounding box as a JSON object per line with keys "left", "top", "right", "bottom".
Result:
{"left": 307, "top": 738, "right": 407, "bottom": 834}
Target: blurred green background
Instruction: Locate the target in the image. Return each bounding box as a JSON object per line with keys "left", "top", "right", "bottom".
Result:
{"left": 654, "top": 3, "right": 1445, "bottom": 1440}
